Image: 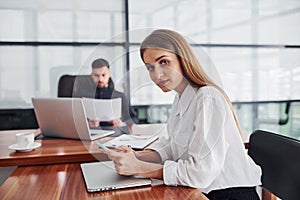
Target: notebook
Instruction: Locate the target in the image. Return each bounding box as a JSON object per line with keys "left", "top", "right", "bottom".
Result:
{"left": 32, "top": 97, "right": 115, "bottom": 140}
{"left": 103, "top": 134, "right": 159, "bottom": 150}
{"left": 80, "top": 161, "right": 151, "bottom": 192}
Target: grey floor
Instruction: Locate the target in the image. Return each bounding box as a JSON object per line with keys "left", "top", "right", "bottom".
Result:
{"left": 0, "top": 166, "right": 17, "bottom": 186}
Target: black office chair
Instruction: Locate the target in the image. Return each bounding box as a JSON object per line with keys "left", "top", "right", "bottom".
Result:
{"left": 57, "top": 74, "right": 92, "bottom": 97}
{"left": 248, "top": 130, "right": 300, "bottom": 200}
{"left": 57, "top": 74, "right": 76, "bottom": 97}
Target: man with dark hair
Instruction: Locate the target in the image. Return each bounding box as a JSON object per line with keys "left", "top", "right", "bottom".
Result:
{"left": 73, "top": 58, "right": 138, "bottom": 130}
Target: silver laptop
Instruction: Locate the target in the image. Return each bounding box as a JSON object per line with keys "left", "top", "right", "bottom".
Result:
{"left": 80, "top": 161, "right": 151, "bottom": 192}
{"left": 32, "top": 97, "right": 114, "bottom": 140}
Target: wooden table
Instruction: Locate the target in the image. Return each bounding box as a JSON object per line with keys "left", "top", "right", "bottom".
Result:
{"left": 0, "top": 129, "right": 110, "bottom": 167}
{"left": 0, "top": 125, "right": 167, "bottom": 167}
{"left": 0, "top": 129, "right": 208, "bottom": 199}
{"left": 0, "top": 163, "right": 208, "bottom": 200}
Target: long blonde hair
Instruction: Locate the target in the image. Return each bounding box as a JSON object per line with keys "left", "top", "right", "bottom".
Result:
{"left": 140, "top": 29, "right": 243, "bottom": 136}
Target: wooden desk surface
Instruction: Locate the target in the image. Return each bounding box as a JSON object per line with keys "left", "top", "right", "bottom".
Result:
{"left": 0, "top": 125, "right": 167, "bottom": 167}
{"left": 0, "top": 129, "right": 110, "bottom": 167}
{"left": 0, "top": 163, "right": 208, "bottom": 200}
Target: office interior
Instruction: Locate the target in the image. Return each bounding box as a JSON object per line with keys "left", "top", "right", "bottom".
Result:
{"left": 0, "top": 0, "right": 299, "bottom": 198}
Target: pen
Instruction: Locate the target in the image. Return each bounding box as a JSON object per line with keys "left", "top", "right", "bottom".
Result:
{"left": 111, "top": 144, "right": 131, "bottom": 148}
{"left": 119, "top": 138, "right": 148, "bottom": 141}
{"left": 95, "top": 141, "right": 110, "bottom": 150}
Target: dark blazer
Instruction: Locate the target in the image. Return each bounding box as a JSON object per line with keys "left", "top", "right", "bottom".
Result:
{"left": 72, "top": 76, "right": 138, "bottom": 126}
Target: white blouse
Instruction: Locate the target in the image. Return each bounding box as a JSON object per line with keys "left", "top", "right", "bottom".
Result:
{"left": 148, "top": 84, "right": 262, "bottom": 193}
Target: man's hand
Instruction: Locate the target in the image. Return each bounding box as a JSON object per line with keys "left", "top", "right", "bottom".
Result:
{"left": 88, "top": 119, "right": 101, "bottom": 127}
{"left": 88, "top": 118, "right": 126, "bottom": 127}
{"left": 109, "top": 119, "right": 126, "bottom": 127}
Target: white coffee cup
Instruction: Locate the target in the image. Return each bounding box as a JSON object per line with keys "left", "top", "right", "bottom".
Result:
{"left": 16, "top": 133, "right": 34, "bottom": 148}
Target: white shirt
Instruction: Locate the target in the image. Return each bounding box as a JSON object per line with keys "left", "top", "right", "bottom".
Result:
{"left": 149, "top": 84, "right": 262, "bottom": 193}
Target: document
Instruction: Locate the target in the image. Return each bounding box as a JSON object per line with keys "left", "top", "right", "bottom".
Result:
{"left": 103, "top": 134, "right": 159, "bottom": 150}
{"left": 82, "top": 97, "right": 121, "bottom": 121}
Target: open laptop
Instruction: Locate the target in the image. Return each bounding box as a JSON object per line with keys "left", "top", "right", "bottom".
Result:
{"left": 80, "top": 161, "right": 151, "bottom": 192}
{"left": 32, "top": 97, "right": 115, "bottom": 140}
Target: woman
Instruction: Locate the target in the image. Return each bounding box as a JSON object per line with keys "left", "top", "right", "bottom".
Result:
{"left": 100, "top": 29, "right": 262, "bottom": 199}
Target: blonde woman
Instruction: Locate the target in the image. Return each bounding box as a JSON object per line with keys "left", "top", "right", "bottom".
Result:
{"left": 100, "top": 29, "right": 262, "bottom": 199}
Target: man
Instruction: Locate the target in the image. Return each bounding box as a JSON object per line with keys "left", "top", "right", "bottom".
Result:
{"left": 73, "top": 58, "right": 138, "bottom": 130}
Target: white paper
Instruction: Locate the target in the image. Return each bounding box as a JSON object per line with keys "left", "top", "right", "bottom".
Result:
{"left": 103, "top": 134, "right": 159, "bottom": 150}
{"left": 82, "top": 97, "right": 121, "bottom": 121}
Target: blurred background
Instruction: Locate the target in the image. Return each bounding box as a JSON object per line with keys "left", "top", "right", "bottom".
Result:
{"left": 0, "top": 0, "right": 299, "bottom": 140}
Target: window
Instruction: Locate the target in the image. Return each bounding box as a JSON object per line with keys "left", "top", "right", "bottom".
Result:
{"left": 1, "top": 0, "right": 300, "bottom": 138}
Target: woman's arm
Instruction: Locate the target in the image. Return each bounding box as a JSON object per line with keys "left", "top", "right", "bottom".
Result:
{"left": 135, "top": 149, "right": 162, "bottom": 163}
{"left": 136, "top": 160, "right": 163, "bottom": 179}
{"left": 99, "top": 147, "right": 164, "bottom": 179}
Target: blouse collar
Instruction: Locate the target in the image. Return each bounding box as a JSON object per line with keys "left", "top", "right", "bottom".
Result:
{"left": 174, "top": 84, "right": 197, "bottom": 117}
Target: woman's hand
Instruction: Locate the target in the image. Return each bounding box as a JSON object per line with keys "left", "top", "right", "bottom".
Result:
{"left": 100, "top": 146, "right": 164, "bottom": 179}
{"left": 100, "top": 146, "right": 141, "bottom": 176}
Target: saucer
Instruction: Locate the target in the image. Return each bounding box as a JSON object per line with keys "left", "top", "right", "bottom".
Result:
{"left": 9, "top": 142, "right": 41, "bottom": 152}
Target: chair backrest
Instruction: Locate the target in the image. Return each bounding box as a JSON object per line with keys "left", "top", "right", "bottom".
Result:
{"left": 57, "top": 75, "right": 76, "bottom": 97}
{"left": 248, "top": 130, "right": 300, "bottom": 200}
{"left": 57, "top": 74, "right": 92, "bottom": 97}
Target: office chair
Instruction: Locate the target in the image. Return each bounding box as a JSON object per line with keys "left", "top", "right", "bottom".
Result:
{"left": 248, "top": 130, "right": 300, "bottom": 200}
{"left": 57, "top": 74, "right": 76, "bottom": 97}
{"left": 57, "top": 74, "right": 92, "bottom": 97}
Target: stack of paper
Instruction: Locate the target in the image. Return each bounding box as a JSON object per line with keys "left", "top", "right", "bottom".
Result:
{"left": 103, "top": 134, "right": 158, "bottom": 150}
{"left": 82, "top": 97, "right": 121, "bottom": 121}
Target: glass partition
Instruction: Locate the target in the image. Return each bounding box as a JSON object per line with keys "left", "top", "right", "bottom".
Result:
{"left": 0, "top": 0, "right": 299, "bottom": 140}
